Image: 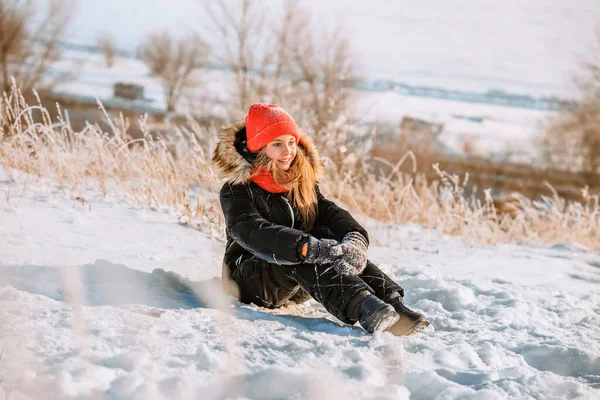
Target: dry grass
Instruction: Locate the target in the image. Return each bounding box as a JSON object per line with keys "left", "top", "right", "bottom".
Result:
{"left": 372, "top": 132, "right": 600, "bottom": 203}
{"left": 2, "top": 85, "right": 599, "bottom": 251}
{"left": 324, "top": 157, "right": 599, "bottom": 249}
{"left": 1, "top": 84, "right": 224, "bottom": 236}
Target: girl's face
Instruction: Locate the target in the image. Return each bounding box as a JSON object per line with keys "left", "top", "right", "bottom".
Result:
{"left": 264, "top": 134, "right": 298, "bottom": 171}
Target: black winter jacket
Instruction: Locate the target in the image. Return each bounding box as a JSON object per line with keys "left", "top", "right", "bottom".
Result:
{"left": 212, "top": 121, "right": 369, "bottom": 280}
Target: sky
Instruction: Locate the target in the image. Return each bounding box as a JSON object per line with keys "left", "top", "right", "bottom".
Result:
{"left": 51, "top": 0, "right": 600, "bottom": 97}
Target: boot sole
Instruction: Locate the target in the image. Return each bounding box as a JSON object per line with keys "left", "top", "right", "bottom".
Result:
{"left": 386, "top": 316, "right": 430, "bottom": 336}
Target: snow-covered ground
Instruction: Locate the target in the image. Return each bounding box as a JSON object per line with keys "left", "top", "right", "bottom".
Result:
{"left": 1, "top": 168, "right": 599, "bottom": 399}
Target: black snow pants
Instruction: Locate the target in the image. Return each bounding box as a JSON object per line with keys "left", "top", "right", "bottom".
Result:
{"left": 229, "top": 227, "right": 404, "bottom": 324}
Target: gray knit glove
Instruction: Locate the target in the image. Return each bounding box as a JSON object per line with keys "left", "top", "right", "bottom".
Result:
{"left": 332, "top": 232, "right": 369, "bottom": 276}
{"left": 303, "top": 236, "right": 343, "bottom": 265}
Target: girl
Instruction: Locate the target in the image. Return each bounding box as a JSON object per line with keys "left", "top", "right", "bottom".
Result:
{"left": 212, "top": 103, "right": 429, "bottom": 335}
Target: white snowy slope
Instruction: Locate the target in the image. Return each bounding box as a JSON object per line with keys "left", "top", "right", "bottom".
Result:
{"left": 0, "top": 168, "right": 599, "bottom": 400}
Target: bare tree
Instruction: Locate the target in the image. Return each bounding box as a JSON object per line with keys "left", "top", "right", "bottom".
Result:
{"left": 204, "top": 0, "right": 359, "bottom": 132}
{"left": 203, "top": 0, "right": 267, "bottom": 113}
{"left": 542, "top": 30, "right": 600, "bottom": 173}
{"left": 97, "top": 34, "right": 117, "bottom": 68}
{"left": 0, "top": 0, "right": 74, "bottom": 95}
{"left": 139, "top": 31, "right": 209, "bottom": 113}
{"left": 289, "top": 19, "right": 358, "bottom": 131}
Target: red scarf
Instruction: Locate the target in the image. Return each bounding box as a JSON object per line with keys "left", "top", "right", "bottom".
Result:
{"left": 250, "top": 166, "right": 290, "bottom": 193}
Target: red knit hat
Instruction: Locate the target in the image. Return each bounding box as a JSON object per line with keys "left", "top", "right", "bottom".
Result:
{"left": 245, "top": 103, "right": 301, "bottom": 152}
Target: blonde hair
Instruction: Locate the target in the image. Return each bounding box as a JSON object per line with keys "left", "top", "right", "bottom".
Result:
{"left": 255, "top": 145, "right": 318, "bottom": 230}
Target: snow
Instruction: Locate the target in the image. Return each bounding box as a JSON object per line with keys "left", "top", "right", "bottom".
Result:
{"left": 1, "top": 168, "right": 599, "bottom": 399}
{"left": 55, "top": 0, "right": 599, "bottom": 98}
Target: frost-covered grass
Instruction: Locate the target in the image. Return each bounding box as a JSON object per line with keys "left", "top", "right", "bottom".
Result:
{"left": 0, "top": 85, "right": 224, "bottom": 237}
{"left": 1, "top": 86, "right": 599, "bottom": 250}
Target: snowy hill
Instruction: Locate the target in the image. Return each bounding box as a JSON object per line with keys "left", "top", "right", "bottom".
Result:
{"left": 1, "top": 168, "right": 599, "bottom": 399}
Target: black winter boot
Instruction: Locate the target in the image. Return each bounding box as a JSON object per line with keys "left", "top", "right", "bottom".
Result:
{"left": 348, "top": 291, "right": 400, "bottom": 333}
{"left": 386, "top": 295, "right": 430, "bottom": 336}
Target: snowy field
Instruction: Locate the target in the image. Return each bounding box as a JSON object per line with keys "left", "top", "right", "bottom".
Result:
{"left": 57, "top": 0, "right": 599, "bottom": 98}
{"left": 1, "top": 168, "right": 599, "bottom": 399}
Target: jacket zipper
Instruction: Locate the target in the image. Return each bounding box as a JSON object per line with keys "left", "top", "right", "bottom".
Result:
{"left": 282, "top": 197, "right": 294, "bottom": 229}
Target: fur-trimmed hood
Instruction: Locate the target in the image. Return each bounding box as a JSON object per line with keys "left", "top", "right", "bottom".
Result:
{"left": 212, "top": 120, "right": 324, "bottom": 184}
